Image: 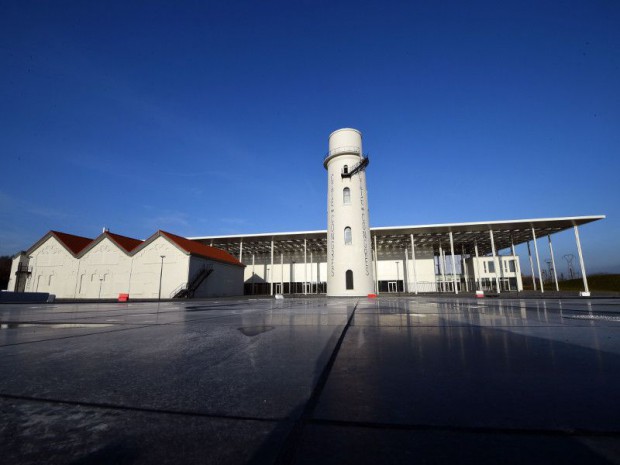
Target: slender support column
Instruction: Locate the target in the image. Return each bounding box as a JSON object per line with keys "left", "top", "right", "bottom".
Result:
{"left": 73, "top": 256, "right": 82, "bottom": 298}
{"left": 430, "top": 246, "right": 436, "bottom": 292}
{"left": 280, "top": 253, "right": 284, "bottom": 293}
{"left": 442, "top": 247, "right": 448, "bottom": 292}
{"left": 574, "top": 225, "right": 590, "bottom": 294}
{"left": 404, "top": 248, "right": 409, "bottom": 293}
{"left": 372, "top": 248, "right": 377, "bottom": 293}
{"left": 270, "top": 240, "right": 274, "bottom": 295}
{"left": 510, "top": 238, "right": 517, "bottom": 291}
{"left": 527, "top": 241, "right": 537, "bottom": 291}
{"left": 449, "top": 231, "right": 458, "bottom": 294}
{"left": 251, "top": 254, "right": 255, "bottom": 295}
{"left": 439, "top": 243, "right": 446, "bottom": 292}
{"left": 310, "top": 252, "right": 314, "bottom": 293}
{"left": 304, "top": 239, "right": 307, "bottom": 295}
{"left": 461, "top": 244, "right": 469, "bottom": 292}
{"left": 474, "top": 241, "right": 481, "bottom": 291}
{"left": 531, "top": 228, "right": 544, "bottom": 293}
{"left": 239, "top": 239, "right": 243, "bottom": 262}
{"left": 548, "top": 235, "right": 559, "bottom": 292}
{"left": 489, "top": 230, "right": 500, "bottom": 293}
{"left": 374, "top": 235, "right": 379, "bottom": 294}
{"left": 410, "top": 234, "right": 418, "bottom": 295}
{"left": 317, "top": 252, "right": 321, "bottom": 291}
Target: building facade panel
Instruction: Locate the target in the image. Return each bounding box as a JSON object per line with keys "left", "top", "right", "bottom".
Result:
{"left": 130, "top": 237, "right": 189, "bottom": 299}
{"left": 25, "top": 237, "right": 79, "bottom": 298}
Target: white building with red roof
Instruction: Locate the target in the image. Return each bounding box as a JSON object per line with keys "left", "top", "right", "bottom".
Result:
{"left": 7, "top": 229, "right": 244, "bottom": 300}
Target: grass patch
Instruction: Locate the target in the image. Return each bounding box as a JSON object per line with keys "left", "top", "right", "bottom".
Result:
{"left": 521, "top": 274, "right": 620, "bottom": 292}
{"left": 558, "top": 274, "right": 620, "bottom": 292}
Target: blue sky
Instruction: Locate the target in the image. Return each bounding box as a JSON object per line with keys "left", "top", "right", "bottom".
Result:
{"left": 1, "top": 1, "right": 619, "bottom": 273}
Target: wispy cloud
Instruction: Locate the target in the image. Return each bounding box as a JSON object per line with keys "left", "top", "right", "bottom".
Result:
{"left": 142, "top": 210, "right": 191, "bottom": 232}
{"left": 0, "top": 190, "right": 71, "bottom": 220}
{"left": 63, "top": 152, "right": 138, "bottom": 181}
{"left": 220, "top": 217, "right": 248, "bottom": 225}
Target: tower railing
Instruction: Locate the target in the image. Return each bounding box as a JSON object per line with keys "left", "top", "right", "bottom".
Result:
{"left": 341, "top": 156, "right": 369, "bottom": 178}
{"left": 323, "top": 145, "right": 361, "bottom": 162}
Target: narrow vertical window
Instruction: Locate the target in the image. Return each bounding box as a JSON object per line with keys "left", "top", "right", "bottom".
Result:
{"left": 344, "top": 227, "right": 352, "bottom": 245}
{"left": 343, "top": 165, "right": 349, "bottom": 174}
{"left": 346, "top": 270, "right": 354, "bottom": 290}
{"left": 343, "top": 187, "right": 351, "bottom": 205}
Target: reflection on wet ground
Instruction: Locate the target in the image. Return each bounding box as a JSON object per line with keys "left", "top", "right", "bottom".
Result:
{"left": 0, "top": 322, "right": 114, "bottom": 329}
{"left": 0, "top": 296, "right": 618, "bottom": 464}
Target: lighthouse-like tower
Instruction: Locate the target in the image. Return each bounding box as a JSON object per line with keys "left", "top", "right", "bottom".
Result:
{"left": 324, "top": 128, "right": 375, "bottom": 296}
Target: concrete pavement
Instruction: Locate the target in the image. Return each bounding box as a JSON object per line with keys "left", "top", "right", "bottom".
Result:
{"left": 1, "top": 296, "right": 619, "bottom": 464}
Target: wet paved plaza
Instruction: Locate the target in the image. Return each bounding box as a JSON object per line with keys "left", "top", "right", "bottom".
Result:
{"left": 1, "top": 296, "right": 619, "bottom": 464}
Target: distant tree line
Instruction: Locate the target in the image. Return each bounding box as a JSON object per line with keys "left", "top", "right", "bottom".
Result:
{"left": 0, "top": 256, "right": 11, "bottom": 290}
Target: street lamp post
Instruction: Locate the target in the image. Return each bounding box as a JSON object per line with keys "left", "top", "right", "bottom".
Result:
{"left": 98, "top": 277, "right": 104, "bottom": 300}
{"left": 158, "top": 255, "right": 166, "bottom": 301}
{"left": 395, "top": 261, "right": 400, "bottom": 293}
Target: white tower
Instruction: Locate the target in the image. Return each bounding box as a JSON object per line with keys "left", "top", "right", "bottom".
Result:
{"left": 324, "top": 128, "right": 375, "bottom": 296}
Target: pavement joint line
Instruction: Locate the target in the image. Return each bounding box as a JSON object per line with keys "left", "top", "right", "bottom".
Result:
{"left": 0, "top": 392, "right": 284, "bottom": 424}
{"left": 0, "top": 306, "right": 278, "bottom": 347}
{"left": 0, "top": 324, "right": 153, "bottom": 348}
{"left": 348, "top": 324, "right": 611, "bottom": 328}
{"left": 0, "top": 320, "right": 145, "bottom": 326}
{"left": 0, "top": 319, "right": 354, "bottom": 349}
{"left": 274, "top": 299, "right": 360, "bottom": 465}
{"left": 306, "top": 417, "right": 620, "bottom": 438}
{"left": 2, "top": 309, "right": 272, "bottom": 329}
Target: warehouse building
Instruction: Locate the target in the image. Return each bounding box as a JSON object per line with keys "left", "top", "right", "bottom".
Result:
{"left": 7, "top": 229, "right": 244, "bottom": 299}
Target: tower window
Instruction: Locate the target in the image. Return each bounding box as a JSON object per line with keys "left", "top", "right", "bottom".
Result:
{"left": 346, "top": 270, "right": 354, "bottom": 290}
{"left": 343, "top": 187, "right": 351, "bottom": 205}
{"left": 343, "top": 165, "right": 348, "bottom": 174}
{"left": 344, "top": 227, "right": 352, "bottom": 245}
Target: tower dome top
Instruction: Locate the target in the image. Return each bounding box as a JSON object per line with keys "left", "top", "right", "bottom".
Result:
{"left": 328, "top": 127, "right": 361, "bottom": 138}
{"left": 324, "top": 128, "right": 363, "bottom": 168}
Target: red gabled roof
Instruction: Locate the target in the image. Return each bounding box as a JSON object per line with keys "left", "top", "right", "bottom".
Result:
{"left": 160, "top": 231, "right": 244, "bottom": 267}
{"left": 106, "top": 232, "right": 143, "bottom": 252}
{"left": 50, "top": 231, "right": 94, "bottom": 255}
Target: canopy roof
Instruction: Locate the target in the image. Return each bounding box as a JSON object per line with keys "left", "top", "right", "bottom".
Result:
{"left": 190, "top": 215, "right": 605, "bottom": 257}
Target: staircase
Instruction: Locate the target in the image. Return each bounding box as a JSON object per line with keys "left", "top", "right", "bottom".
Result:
{"left": 172, "top": 265, "right": 214, "bottom": 298}
{"left": 341, "top": 155, "right": 369, "bottom": 178}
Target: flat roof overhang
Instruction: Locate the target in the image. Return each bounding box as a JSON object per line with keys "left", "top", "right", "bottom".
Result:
{"left": 189, "top": 215, "right": 605, "bottom": 257}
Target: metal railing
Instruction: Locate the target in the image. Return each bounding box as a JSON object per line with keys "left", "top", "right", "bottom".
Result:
{"left": 323, "top": 145, "right": 361, "bottom": 161}
{"left": 170, "top": 282, "right": 187, "bottom": 298}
